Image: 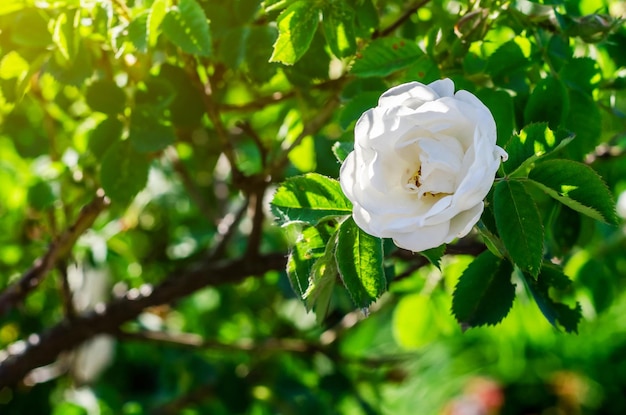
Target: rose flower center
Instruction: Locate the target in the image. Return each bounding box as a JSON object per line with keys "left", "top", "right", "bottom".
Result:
{"left": 402, "top": 136, "right": 465, "bottom": 199}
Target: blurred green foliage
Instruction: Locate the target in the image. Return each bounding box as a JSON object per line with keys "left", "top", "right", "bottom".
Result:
{"left": 0, "top": 0, "right": 624, "bottom": 414}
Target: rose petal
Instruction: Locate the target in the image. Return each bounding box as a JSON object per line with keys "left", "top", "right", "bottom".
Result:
{"left": 447, "top": 203, "right": 484, "bottom": 239}
{"left": 427, "top": 78, "right": 455, "bottom": 98}
{"left": 378, "top": 81, "right": 440, "bottom": 109}
{"left": 391, "top": 221, "right": 451, "bottom": 252}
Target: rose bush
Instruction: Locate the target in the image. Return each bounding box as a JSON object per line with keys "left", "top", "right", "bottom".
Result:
{"left": 340, "top": 79, "right": 508, "bottom": 252}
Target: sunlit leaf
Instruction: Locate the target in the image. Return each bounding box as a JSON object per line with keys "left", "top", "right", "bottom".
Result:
{"left": 271, "top": 173, "right": 353, "bottom": 226}
{"left": 322, "top": 1, "right": 357, "bottom": 58}
{"left": 486, "top": 38, "right": 534, "bottom": 80}
{"left": 287, "top": 223, "right": 336, "bottom": 300}
{"left": 528, "top": 159, "right": 618, "bottom": 224}
{"left": 503, "top": 123, "right": 574, "bottom": 176}
{"left": 0, "top": 0, "right": 26, "bottom": 15}
{"left": 303, "top": 234, "right": 338, "bottom": 321}
{"left": 331, "top": 141, "right": 354, "bottom": 163}
{"left": 52, "top": 10, "right": 79, "bottom": 60}
{"left": 148, "top": 0, "right": 167, "bottom": 47}
{"left": 270, "top": 1, "right": 320, "bottom": 65}
{"left": 162, "top": 0, "right": 212, "bottom": 57}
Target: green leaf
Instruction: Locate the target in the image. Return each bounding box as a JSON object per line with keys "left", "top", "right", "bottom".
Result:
{"left": 0, "top": 51, "right": 40, "bottom": 102}
{"left": 10, "top": 9, "right": 52, "bottom": 48}
{"left": 353, "top": 0, "right": 378, "bottom": 36}
{"left": 0, "top": 51, "right": 28, "bottom": 80}
{"left": 219, "top": 26, "right": 249, "bottom": 69}
{"left": 28, "top": 181, "right": 55, "bottom": 210}
{"left": 335, "top": 216, "right": 386, "bottom": 308}
{"left": 162, "top": 0, "right": 212, "bottom": 57}
{"left": 475, "top": 89, "right": 515, "bottom": 148}
{"left": 524, "top": 76, "right": 569, "bottom": 128}
{"left": 546, "top": 34, "right": 571, "bottom": 71}
{"left": 127, "top": 12, "right": 149, "bottom": 53}
{"left": 271, "top": 173, "right": 353, "bottom": 226}
{"left": 88, "top": 117, "right": 124, "bottom": 158}
{"left": 494, "top": 180, "right": 544, "bottom": 276}
{"left": 46, "top": 43, "right": 93, "bottom": 86}
{"left": 338, "top": 90, "right": 379, "bottom": 130}
{"left": 322, "top": 1, "right": 357, "bottom": 58}
{"left": 128, "top": 108, "right": 176, "bottom": 153}
{"left": 419, "top": 244, "right": 446, "bottom": 270}
{"left": 452, "top": 250, "right": 515, "bottom": 329}
{"left": 148, "top": 0, "right": 167, "bottom": 47}
{"left": 52, "top": 10, "right": 79, "bottom": 61}
{"left": 287, "top": 223, "right": 336, "bottom": 300}
{"left": 485, "top": 38, "right": 532, "bottom": 80}
{"left": 158, "top": 64, "right": 205, "bottom": 127}
{"left": 503, "top": 123, "right": 574, "bottom": 176}
{"left": 303, "top": 234, "right": 338, "bottom": 321}
{"left": 563, "top": 89, "right": 601, "bottom": 160}
{"left": 528, "top": 159, "right": 618, "bottom": 225}
{"left": 351, "top": 37, "right": 424, "bottom": 78}
{"left": 331, "top": 141, "right": 353, "bottom": 163}
{"left": 559, "top": 57, "right": 601, "bottom": 93}
{"left": 270, "top": 1, "right": 320, "bottom": 65}
{"left": 86, "top": 80, "right": 126, "bottom": 115}
{"left": 547, "top": 204, "right": 581, "bottom": 258}
{"left": 404, "top": 54, "right": 442, "bottom": 84}
{"left": 244, "top": 26, "right": 279, "bottom": 83}
{"left": 524, "top": 264, "right": 582, "bottom": 333}
{"left": 100, "top": 141, "right": 151, "bottom": 205}
{"left": 283, "top": 30, "right": 331, "bottom": 84}
{"left": 135, "top": 77, "right": 176, "bottom": 111}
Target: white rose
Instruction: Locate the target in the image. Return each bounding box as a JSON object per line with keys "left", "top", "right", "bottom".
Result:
{"left": 340, "top": 79, "right": 508, "bottom": 252}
